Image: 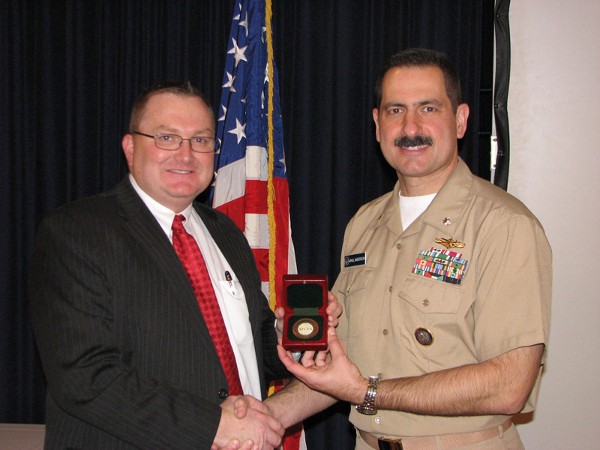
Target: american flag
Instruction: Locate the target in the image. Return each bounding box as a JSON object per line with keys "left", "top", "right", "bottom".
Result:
{"left": 211, "top": 1, "right": 302, "bottom": 447}
{"left": 212, "top": 0, "right": 297, "bottom": 311}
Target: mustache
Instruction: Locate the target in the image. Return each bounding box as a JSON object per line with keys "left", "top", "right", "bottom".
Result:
{"left": 394, "top": 135, "right": 433, "bottom": 147}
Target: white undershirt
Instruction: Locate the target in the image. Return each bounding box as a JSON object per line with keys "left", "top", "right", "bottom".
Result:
{"left": 399, "top": 191, "right": 437, "bottom": 231}
{"left": 129, "top": 175, "right": 261, "bottom": 399}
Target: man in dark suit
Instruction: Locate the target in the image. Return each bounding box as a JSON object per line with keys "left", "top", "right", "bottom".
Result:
{"left": 29, "top": 82, "right": 315, "bottom": 449}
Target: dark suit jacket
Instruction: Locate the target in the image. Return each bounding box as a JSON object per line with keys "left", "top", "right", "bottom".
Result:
{"left": 29, "top": 178, "right": 288, "bottom": 449}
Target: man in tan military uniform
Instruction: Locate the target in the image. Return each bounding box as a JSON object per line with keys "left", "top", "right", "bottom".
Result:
{"left": 263, "top": 48, "right": 551, "bottom": 450}
{"left": 335, "top": 154, "right": 550, "bottom": 449}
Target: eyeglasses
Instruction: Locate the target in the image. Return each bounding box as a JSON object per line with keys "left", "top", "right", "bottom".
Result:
{"left": 132, "top": 131, "right": 216, "bottom": 153}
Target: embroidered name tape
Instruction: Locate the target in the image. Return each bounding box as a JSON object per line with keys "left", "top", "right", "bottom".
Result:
{"left": 412, "top": 247, "right": 469, "bottom": 285}
{"left": 345, "top": 252, "right": 366, "bottom": 268}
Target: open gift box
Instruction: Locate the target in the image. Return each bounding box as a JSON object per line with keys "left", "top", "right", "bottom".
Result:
{"left": 282, "top": 274, "right": 328, "bottom": 351}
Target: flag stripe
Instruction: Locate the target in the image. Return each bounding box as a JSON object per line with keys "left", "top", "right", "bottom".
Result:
{"left": 246, "top": 180, "right": 268, "bottom": 214}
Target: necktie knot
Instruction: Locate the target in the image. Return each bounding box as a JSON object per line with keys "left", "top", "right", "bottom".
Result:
{"left": 172, "top": 214, "right": 186, "bottom": 233}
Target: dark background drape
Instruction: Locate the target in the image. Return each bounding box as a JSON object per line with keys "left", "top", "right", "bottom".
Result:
{"left": 493, "top": 0, "right": 511, "bottom": 189}
{"left": 1, "top": 1, "right": 493, "bottom": 448}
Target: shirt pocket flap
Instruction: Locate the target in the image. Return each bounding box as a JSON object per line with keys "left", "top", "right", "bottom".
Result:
{"left": 337, "top": 266, "right": 374, "bottom": 296}
{"left": 400, "top": 276, "right": 462, "bottom": 314}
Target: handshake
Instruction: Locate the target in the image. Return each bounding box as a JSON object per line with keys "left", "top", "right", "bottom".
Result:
{"left": 211, "top": 295, "right": 350, "bottom": 450}
{"left": 211, "top": 394, "right": 285, "bottom": 450}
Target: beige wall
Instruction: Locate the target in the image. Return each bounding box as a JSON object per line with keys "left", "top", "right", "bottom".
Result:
{"left": 507, "top": 1, "right": 600, "bottom": 447}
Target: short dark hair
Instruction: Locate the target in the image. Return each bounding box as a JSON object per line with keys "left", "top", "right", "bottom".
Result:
{"left": 374, "top": 48, "right": 462, "bottom": 112}
{"left": 129, "top": 81, "right": 214, "bottom": 132}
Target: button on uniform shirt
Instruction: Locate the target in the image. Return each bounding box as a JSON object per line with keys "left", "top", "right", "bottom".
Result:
{"left": 129, "top": 175, "right": 261, "bottom": 398}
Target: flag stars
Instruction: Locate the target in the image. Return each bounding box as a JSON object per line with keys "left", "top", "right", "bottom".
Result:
{"left": 223, "top": 72, "right": 236, "bottom": 93}
{"left": 279, "top": 156, "right": 287, "bottom": 174}
{"left": 228, "top": 118, "right": 246, "bottom": 144}
{"left": 233, "top": 2, "right": 242, "bottom": 20}
{"left": 238, "top": 12, "right": 249, "bottom": 37}
{"left": 228, "top": 38, "right": 248, "bottom": 67}
{"left": 219, "top": 105, "right": 228, "bottom": 122}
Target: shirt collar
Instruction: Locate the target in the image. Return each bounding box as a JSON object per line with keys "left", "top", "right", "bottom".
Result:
{"left": 128, "top": 174, "right": 194, "bottom": 236}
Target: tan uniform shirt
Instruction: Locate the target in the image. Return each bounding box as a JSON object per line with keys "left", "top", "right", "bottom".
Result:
{"left": 333, "top": 159, "right": 552, "bottom": 437}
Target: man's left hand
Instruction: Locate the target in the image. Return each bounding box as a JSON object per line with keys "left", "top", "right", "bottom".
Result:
{"left": 277, "top": 327, "right": 367, "bottom": 404}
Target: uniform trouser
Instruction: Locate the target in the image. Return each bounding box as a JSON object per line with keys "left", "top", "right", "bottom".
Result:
{"left": 355, "top": 423, "right": 525, "bottom": 450}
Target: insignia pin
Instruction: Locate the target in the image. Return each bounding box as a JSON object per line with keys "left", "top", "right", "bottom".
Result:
{"left": 415, "top": 327, "right": 434, "bottom": 346}
{"left": 435, "top": 237, "right": 465, "bottom": 249}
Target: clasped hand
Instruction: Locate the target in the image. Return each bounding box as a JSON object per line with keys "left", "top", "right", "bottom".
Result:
{"left": 212, "top": 292, "right": 344, "bottom": 449}
{"left": 211, "top": 395, "right": 283, "bottom": 450}
{"left": 214, "top": 327, "right": 365, "bottom": 450}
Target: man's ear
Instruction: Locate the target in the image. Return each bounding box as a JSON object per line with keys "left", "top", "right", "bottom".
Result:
{"left": 456, "top": 103, "right": 470, "bottom": 139}
{"left": 373, "top": 108, "right": 381, "bottom": 143}
{"left": 122, "top": 133, "right": 134, "bottom": 169}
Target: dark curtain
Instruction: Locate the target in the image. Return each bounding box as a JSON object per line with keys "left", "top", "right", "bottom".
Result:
{"left": 493, "top": 0, "right": 511, "bottom": 189}
{"left": 1, "top": 1, "right": 493, "bottom": 448}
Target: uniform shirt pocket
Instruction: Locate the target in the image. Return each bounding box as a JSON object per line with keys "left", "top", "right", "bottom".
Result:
{"left": 336, "top": 266, "right": 375, "bottom": 338}
{"left": 397, "top": 276, "right": 470, "bottom": 362}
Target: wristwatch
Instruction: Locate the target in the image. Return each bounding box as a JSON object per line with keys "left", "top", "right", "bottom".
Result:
{"left": 355, "top": 375, "right": 380, "bottom": 415}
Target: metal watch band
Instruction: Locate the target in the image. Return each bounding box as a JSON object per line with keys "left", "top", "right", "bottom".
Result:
{"left": 355, "top": 375, "right": 380, "bottom": 415}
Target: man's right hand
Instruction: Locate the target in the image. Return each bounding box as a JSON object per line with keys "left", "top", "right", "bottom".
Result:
{"left": 211, "top": 395, "right": 284, "bottom": 450}
{"left": 211, "top": 438, "right": 257, "bottom": 450}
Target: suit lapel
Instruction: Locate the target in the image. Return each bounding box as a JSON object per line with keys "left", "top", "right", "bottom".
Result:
{"left": 112, "top": 179, "right": 215, "bottom": 344}
{"left": 111, "top": 179, "right": 264, "bottom": 381}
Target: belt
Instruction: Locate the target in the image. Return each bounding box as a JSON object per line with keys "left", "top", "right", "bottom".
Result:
{"left": 359, "top": 420, "right": 512, "bottom": 450}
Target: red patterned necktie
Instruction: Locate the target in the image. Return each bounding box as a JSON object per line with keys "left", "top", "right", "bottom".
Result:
{"left": 171, "top": 214, "right": 243, "bottom": 396}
